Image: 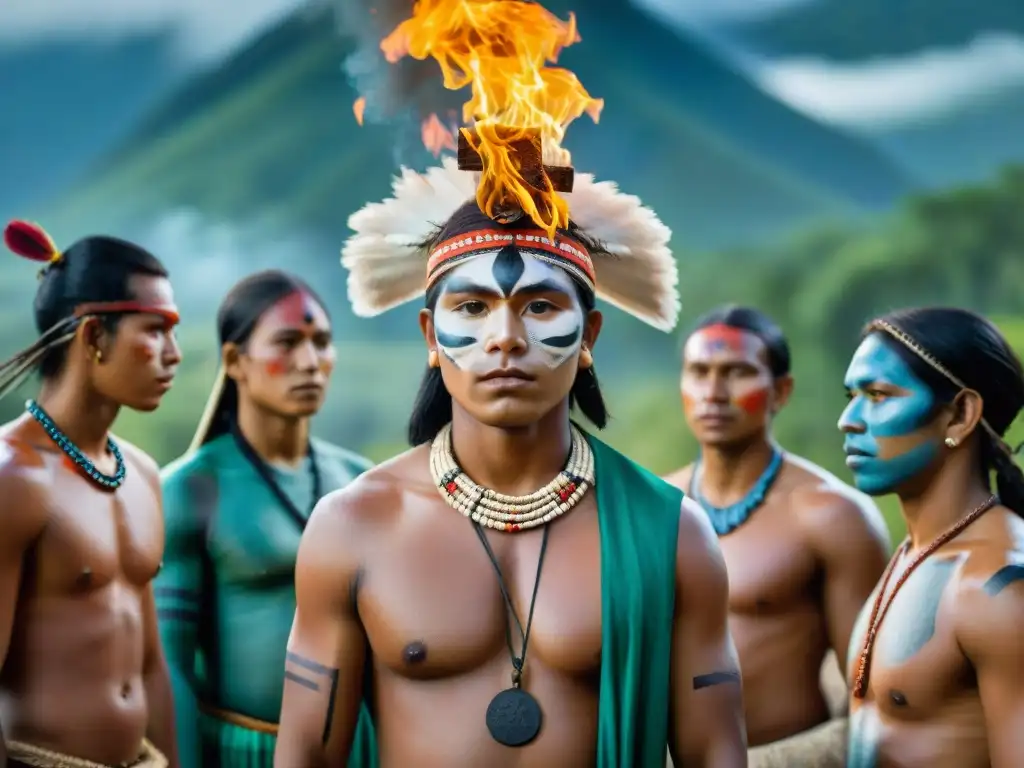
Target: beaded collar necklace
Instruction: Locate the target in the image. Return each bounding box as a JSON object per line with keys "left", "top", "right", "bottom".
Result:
{"left": 26, "top": 399, "right": 125, "bottom": 491}
{"left": 429, "top": 422, "right": 596, "bottom": 532}
{"left": 689, "top": 447, "right": 784, "bottom": 536}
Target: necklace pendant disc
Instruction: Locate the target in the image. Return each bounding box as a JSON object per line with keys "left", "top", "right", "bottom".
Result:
{"left": 485, "top": 688, "right": 542, "bottom": 747}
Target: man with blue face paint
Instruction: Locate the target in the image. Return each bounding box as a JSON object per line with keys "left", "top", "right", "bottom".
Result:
{"left": 273, "top": 148, "right": 747, "bottom": 766}
{"left": 840, "top": 307, "right": 1024, "bottom": 768}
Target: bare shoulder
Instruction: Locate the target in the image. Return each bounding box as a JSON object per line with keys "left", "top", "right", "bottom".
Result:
{"left": 0, "top": 434, "right": 50, "bottom": 545}
{"left": 674, "top": 495, "right": 729, "bottom": 603}
{"left": 301, "top": 444, "right": 428, "bottom": 561}
{"left": 784, "top": 453, "right": 891, "bottom": 553}
{"left": 952, "top": 509, "right": 1024, "bottom": 654}
{"left": 663, "top": 463, "right": 695, "bottom": 492}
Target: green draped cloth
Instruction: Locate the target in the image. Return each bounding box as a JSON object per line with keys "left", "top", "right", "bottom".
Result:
{"left": 349, "top": 433, "right": 681, "bottom": 767}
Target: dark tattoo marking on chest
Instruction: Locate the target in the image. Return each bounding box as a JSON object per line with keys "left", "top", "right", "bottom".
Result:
{"left": 693, "top": 670, "right": 740, "bottom": 690}
{"left": 982, "top": 564, "right": 1024, "bottom": 595}
{"left": 876, "top": 559, "right": 956, "bottom": 667}
{"left": 285, "top": 651, "right": 341, "bottom": 744}
{"left": 402, "top": 641, "right": 428, "bottom": 665}
{"left": 493, "top": 245, "right": 525, "bottom": 295}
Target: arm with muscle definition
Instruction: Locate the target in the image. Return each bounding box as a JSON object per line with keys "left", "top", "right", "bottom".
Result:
{"left": 274, "top": 490, "right": 370, "bottom": 768}
{"left": 669, "top": 498, "right": 747, "bottom": 768}
{"left": 958, "top": 563, "right": 1024, "bottom": 768}
{"left": 154, "top": 467, "right": 212, "bottom": 767}
{"left": 0, "top": 469, "right": 48, "bottom": 766}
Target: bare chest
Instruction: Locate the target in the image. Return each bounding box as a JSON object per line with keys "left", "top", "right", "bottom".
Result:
{"left": 848, "top": 557, "right": 973, "bottom": 715}
{"left": 360, "top": 498, "right": 603, "bottom": 683}
{"left": 34, "top": 468, "right": 163, "bottom": 594}
{"left": 719, "top": 510, "right": 818, "bottom": 615}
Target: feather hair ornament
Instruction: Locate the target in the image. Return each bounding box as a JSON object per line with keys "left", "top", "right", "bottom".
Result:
{"left": 342, "top": 157, "right": 680, "bottom": 331}
{"left": 4, "top": 220, "right": 61, "bottom": 264}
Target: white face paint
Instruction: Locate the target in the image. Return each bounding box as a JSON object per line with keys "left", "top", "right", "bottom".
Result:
{"left": 432, "top": 248, "right": 586, "bottom": 374}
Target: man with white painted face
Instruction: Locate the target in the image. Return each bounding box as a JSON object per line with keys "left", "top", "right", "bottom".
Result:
{"left": 840, "top": 307, "right": 1024, "bottom": 768}
{"left": 273, "top": 157, "right": 747, "bottom": 767}
{"left": 665, "top": 305, "right": 890, "bottom": 768}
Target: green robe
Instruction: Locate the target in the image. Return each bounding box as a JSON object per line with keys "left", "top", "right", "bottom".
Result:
{"left": 155, "top": 433, "right": 373, "bottom": 768}
{"left": 346, "top": 433, "right": 681, "bottom": 767}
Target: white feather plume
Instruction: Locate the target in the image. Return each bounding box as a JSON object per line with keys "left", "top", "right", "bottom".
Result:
{"left": 342, "top": 157, "right": 679, "bottom": 331}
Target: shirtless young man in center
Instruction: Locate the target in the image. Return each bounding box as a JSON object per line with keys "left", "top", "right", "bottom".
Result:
{"left": 840, "top": 307, "right": 1024, "bottom": 767}
{"left": 0, "top": 221, "right": 181, "bottom": 767}
{"left": 665, "top": 305, "right": 890, "bottom": 767}
{"left": 274, "top": 153, "right": 747, "bottom": 767}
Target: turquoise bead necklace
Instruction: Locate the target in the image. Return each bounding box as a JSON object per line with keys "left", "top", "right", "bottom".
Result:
{"left": 26, "top": 399, "right": 126, "bottom": 491}
{"left": 689, "top": 447, "right": 783, "bottom": 536}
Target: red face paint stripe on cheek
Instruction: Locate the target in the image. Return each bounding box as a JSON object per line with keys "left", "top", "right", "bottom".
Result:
{"left": 735, "top": 388, "right": 769, "bottom": 416}
{"left": 265, "top": 359, "right": 287, "bottom": 376}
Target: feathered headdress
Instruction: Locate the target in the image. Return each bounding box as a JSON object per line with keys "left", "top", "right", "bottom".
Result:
{"left": 341, "top": 157, "right": 680, "bottom": 331}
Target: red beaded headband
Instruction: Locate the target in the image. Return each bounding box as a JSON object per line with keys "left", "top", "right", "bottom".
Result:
{"left": 426, "top": 227, "right": 595, "bottom": 293}
{"left": 74, "top": 301, "right": 180, "bottom": 325}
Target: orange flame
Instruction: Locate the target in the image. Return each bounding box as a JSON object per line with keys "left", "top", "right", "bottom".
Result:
{"left": 379, "top": 0, "right": 603, "bottom": 238}
{"left": 422, "top": 113, "right": 457, "bottom": 155}
{"left": 353, "top": 96, "right": 366, "bottom": 126}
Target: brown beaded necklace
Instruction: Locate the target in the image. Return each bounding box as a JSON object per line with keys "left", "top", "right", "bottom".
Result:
{"left": 853, "top": 494, "right": 998, "bottom": 699}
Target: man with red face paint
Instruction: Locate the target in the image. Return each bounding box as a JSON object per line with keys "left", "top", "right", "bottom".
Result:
{"left": 0, "top": 221, "right": 181, "bottom": 768}
{"left": 665, "top": 304, "right": 891, "bottom": 767}
{"left": 155, "top": 270, "right": 373, "bottom": 768}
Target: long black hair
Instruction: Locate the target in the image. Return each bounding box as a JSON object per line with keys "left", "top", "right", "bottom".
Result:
{"left": 868, "top": 307, "right": 1024, "bottom": 515}
{"left": 407, "top": 202, "right": 608, "bottom": 445}
{"left": 196, "top": 270, "right": 327, "bottom": 446}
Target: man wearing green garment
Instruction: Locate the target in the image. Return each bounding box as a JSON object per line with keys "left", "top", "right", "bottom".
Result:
{"left": 155, "top": 270, "right": 374, "bottom": 767}
{"left": 273, "top": 149, "right": 748, "bottom": 767}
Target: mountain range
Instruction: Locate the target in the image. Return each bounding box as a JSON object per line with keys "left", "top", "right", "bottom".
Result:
{"left": 34, "top": 0, "right": 915, "bottom": 257}
{"left": 719, "top": 0, "right": 1024, "bottom": 185}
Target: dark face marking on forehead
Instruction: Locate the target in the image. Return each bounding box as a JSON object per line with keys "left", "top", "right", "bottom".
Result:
{"left": 435, "top": 329, "right": 475, "bottom": 348}
{"left": 540, "top": 328, "right": 581, "bottom": 348}
{"left": 492, "top": 245, "right": 525, "bottom": 296}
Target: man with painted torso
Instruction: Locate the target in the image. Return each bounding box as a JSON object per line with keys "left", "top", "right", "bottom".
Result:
{"left": 840, "top": 307, "right": 1024, "bottom": 768}
{"left": 665, "top": 305, "right": 891, "bottom": 767}
{"left": 273, "top": 155, "right": 748, "bottom": 766}
{"left": 155, "top": 271, "right": 373, "bottom": 767}
{"left": 0, "top": 222, "right": 181, "bottom": 768}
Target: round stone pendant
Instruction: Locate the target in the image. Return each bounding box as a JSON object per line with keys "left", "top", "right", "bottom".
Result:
{"left": 485, "top": 687, "right": 543, "bottom": 747}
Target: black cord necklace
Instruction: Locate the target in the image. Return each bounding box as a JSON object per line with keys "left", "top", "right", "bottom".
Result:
{"left": 472, "top": 520, "right": 551, "bottom": 747}
{"left": 229, "top": 421, "right": 321, "bottom": 530}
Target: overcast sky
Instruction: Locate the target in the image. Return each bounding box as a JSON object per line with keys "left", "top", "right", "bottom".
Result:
{"left": 2, "top": 0, "right": 1021, "bottom": 132}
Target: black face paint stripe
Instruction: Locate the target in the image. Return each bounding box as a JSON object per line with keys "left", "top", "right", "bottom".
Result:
{"left": 492, "top": 245, "right": 525, "bottom": 296}
{"left": 539, "top": 327, "right": 581, "bottom": 348}
{"left": 435, "top": 329, "right": 476, "bottom": 348}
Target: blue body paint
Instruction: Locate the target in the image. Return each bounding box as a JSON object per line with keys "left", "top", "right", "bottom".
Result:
{"left": 839, "top": 335, "right": 940, "bottom": 495}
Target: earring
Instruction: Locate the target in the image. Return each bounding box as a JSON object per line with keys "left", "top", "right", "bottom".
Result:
{"left": 428, "top": 349, "right": 439, "bottom": 368}
{"left": 579, "top": 345, "right": 593, "bottom": 369}
{"left": 944, "top": 437, "right": 958, "bottom": 448}
{"left": 93, "top": 348, "right": 103, "bottom": 364}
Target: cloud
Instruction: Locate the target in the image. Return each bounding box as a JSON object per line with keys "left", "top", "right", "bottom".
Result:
{"left": 634, "top": 0, "right": 817, "bottom": 25}
{"left": 756, "top": 33, "right": 1024, "bottom": 130}
{"left": 0, "top": 0, "right": 309, "bottom": 63}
